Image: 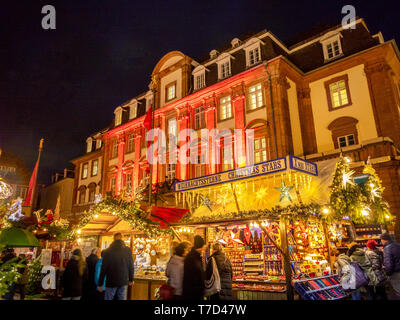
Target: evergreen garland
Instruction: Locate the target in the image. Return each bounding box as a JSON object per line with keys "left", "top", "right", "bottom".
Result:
{"left": 68, "top": 195, "right": 172, "bottom": 239}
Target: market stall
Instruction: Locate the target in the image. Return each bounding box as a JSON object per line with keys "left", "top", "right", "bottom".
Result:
{"left": 70, "top": 195, "right": 179, "bottom": 300}
{"left": 172, "top": 155, "right": 392, "bottom": 300}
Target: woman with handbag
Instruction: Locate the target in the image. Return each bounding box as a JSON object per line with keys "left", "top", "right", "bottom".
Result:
{"left": 205, "top": 242, "right": 233, "bottom": 300}
{"left": 365, "top": 239, "right": 388, "bottom": 300}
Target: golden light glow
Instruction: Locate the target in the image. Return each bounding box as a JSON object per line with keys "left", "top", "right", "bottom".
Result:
{"left": 361, "top": 209, "right": 369, "bottom": 216}
{"left": 323, "top": 208, "right": 329, "bottom": 214}
{"left": 77, "top": 229, "right": 81, "bottom": 234}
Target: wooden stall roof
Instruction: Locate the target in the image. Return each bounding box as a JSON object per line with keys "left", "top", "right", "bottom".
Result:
{"left": 81, "top": 212, "right": 140, "bottom": 236}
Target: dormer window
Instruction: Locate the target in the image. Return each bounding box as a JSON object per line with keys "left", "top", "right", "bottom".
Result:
{"left": 320, "top": 32, "right": 343, "bottom": 62}
{"left": 231, "top": 38, "right": 241, "bottom": 48}
{"left": 217, "top": 53, "right": 233, "bottom": 80}
{"left": 244, "top": 38, "right": 263, "bottom": 67}
{"left": 96, "top": 139, "right": 102, "bottom": 150}
{"left": 209, "top": 49, "right": 219, "bottom": 60}
{"left": 86, "top": 138, "right": 93, "bottom": 153}
{"left": 129, "top": 102, "right": 137, "bottom": 119}
{"left": 145, "top": 92, "right": 154, "bottom": 111}
{"left": 192, "top": 65, "right": 207, "bottom": 91}
{"left": 114, "top": 108, "right": 122, "bottom": 126}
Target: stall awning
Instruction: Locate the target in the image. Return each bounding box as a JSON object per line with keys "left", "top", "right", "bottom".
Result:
{"left": 0, "top": 227, "right": 41, "bottom": 248}
{"left": 148, "top": 207, "right": 189, "bottom": 229}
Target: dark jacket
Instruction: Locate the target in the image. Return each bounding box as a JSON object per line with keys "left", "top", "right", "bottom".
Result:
{"left": 383, "top": 240, "right": 400, "bottom": 276}
{"left": 206, "top": 251, "right": 233, "bottom": 300}
{"left": 98, "top": 240, "right": 134, "bottom": 288}
{"left": 62, "top": 257, "right": 88, "bottom": 297}
{"left": 349, "top": 246, "right": 378, "bottom": 286}
{"left": 366, "top": 248, "right": 387, "bottom": 284}
{"left": 86, "top": 253, "right": 99, "bottom": 289}
{"left": 182, "top": 248, "right": 205, "bottom": 300}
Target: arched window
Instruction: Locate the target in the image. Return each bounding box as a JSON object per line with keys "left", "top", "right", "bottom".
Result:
{"left": 245, "top": 120, "right": 269, "bottom": 164}
{"left": 88, "top": 183, "right": 96, "bottom": 203}
{"left": 78, "top": 186, "right": 87, "bottom": 204}
{"left": 328, "top": 117, "right": 359, "bottom": 149}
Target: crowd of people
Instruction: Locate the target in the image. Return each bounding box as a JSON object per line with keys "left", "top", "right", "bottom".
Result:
{"left": 333, "top": 232, "right": 400, "bottom": 300}
{"left": 1, "top": 230, "right": 399, "bottom": 301}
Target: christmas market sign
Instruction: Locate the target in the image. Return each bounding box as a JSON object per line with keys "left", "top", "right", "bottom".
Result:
{"left": 173, "top": 155, "right": 318, "bottom": 192}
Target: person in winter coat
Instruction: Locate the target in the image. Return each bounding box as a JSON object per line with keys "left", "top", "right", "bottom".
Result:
{"left": 82, "top": 247, "right": 99, "bottom": 300}
{"left": 334, "top": 250, "right": 361, "bottom": 300}
{"left": 365, "top": 239, "right": 387, "bottom": 300}
{"left": 166, "top": 241, "right": 190, "bottom": 300}
{"left": 62, "top": 248, "right": 88, "bottom": 300}
{"left": 182, "top": 235, "right": 206, "bottom": 300}
{"left": 348, "top": 243, "right": 379, "bottom": 299}
{"left": 205, "top": 242, "right": 233, "bottom": 300}
{"left": 98, "top": 233, "right": 134, "bottom": 300}
{"left": 94, "top": 250, "right": 106, "bottom": 300}
{"left": 380, "top": 233, "right": 400, "bottom": 300}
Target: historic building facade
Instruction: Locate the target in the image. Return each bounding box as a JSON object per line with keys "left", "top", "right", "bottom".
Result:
{"left": 70, "top": 131, "right": 105, "bottom": 219}
{"left": 74, "top": 18, "right": 400, "bottom": 235}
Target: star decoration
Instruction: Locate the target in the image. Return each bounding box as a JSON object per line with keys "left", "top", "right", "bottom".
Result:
{"left": 275, "top": 181, "right": 294, "bottom": 202}
{"left": 342, "top": 170, "right": 355, "bottom": 188}
{"left": 200, "top": 194, "right": 213, "bottom": 212}
{"left": 370, "top": 187, "right": 381, "bottom": 201}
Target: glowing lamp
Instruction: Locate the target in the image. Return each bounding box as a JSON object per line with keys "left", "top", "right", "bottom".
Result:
{"left": 344, "top": 157, "right": 351, "bottom": 163}
{"left": 361, "top": 209, "right": 369, "bottom": 216}
{"left": 323, "top": 208, "right": 329, "bottom": 214}
{"left": 370, "top": 184, "right": 375, "bottom": 188}
{"left": 77, "top": 229, "right": 81, "bottom": 234}
{"left": 94, "top": 214, "right": 99, "bottom": 218}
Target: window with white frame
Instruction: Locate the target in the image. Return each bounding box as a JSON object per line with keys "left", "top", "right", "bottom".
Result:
{"left": 115, "top": 110, "right": 122, "bottom": 126}
{"left": 195, "top": 73, "right": 205, "bottom": 90}
{"left": 337, "top": 134, "right": 355, "bottom": 148}
{"left": 168, "top": 118, "right": 177, "bottom": 150}
{"left": 91, "top": 159, "right": 98, "bottom": 176}
{"left": 82, "top": 163, "right": 88, "bottom": 179}
{"left": 220, "top": 61, "right": 231, "bottom": 79}
{"left": 86, "top": 139, "right": 92, "bottom": 153}
{"left": 329, "top": 80, "right": 349, "bottom": 108}
{"left": 254, "top": 137, "right": 267, "bottom": 163}
{"left": 166, "top": 82, "right": 176, "bottom": 101}
{"left": 167, "top": 164, "right": 176, "bottom": 182}
{"left": 126, "top": 133, "right": 135, "bottom": 154}
{"left": 129, "top": 103, "right": 137, "bottom": 119}
{"left": 248, "top": 83, "right": 263, "bottom": 110}
{"left": 194, "top": 106, "right": 206, "bottom": 130}
{"left": 321, "top": 33, "right": 343, "bottom": 61}
{"left": 248, "top": 47, "right": 261, "bottom": 66}
{"left": 219, "top": 95, "right": 232, "bottom": 120}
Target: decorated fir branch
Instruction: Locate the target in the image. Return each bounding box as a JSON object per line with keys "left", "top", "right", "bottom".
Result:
{"left": 179, "top": 202, "right": 325, "bottom": 224}
{"left": 67, "top": 194, "right": 172, "bottom": 240}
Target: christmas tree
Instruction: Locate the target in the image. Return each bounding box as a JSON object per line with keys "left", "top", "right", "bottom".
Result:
{"left": 329, "top": 155, "right": 366, "bottom": 223}
{"left": 361, "top": 160, "right": 392, "bottom": 224}
{"left": 25, "top": 255, "right": 44, "bottom": 296}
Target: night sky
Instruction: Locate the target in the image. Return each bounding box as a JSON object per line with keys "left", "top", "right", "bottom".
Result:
{"left": 0, "top": 0, "right": 399, "bottom": 184}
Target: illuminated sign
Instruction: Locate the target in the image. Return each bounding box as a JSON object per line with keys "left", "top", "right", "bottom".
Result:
{"left": 174, "top": 156, "right": 317, "bottom": 192}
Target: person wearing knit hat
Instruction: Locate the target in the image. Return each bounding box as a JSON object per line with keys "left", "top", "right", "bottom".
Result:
{"left": 380, "top": 232, "right": 400, "bottom": 300}
{"left": 182, "top": 236, "right": 206, "bottom": 300}
{"left": 365, "top": 239, "right": 387, "bottom": 300}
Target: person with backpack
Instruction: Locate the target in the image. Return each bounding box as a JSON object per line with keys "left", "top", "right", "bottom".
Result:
{"left": 348, "top": 243, "right": 379, "bottom": 299}
{"left": 205, "top": 242, "right": 233, "bottom": 300}
{"left": 365, "top": 239, "right": 387, "bottom": 300}
{"left": 380, "top": 233, "right": 400, "bottom": 300}
{"left": 334, "top": 249, "right": 363, "bottom": 300}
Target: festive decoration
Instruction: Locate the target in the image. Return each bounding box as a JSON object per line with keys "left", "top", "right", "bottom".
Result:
{"left": 329, "top": 155, "right": 366, "bottom": 223}
{"left": 0, "top": 247, "right": 24, "bottom": 299}
{"left": 0, "top": 179, "right": 13, "bottom": 200}
{"left": 275, "top": 181, "right": 294, "bottom": 202}
{"left": 199, "top": 194, "right": 213, "bottom": 212}
{"left": 25, "top": 255, "right": 44, "bottom": 296}
{"left": 6, "top": 199, "right": 24, "bottom": 222}
{"left": 360, "top": 160, "right": 392, "bottom": 224}
{"left": 68, "top": 194, "right": 172, "bottom": 239}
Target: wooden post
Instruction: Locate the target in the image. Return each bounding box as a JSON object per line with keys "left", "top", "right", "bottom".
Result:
{"left": 322, "top": 222, "right": 334, "bottom": 272}
{"left": 279, "top": 218, "right": 294, "bottom": 300}
{"left": 170, "top": 226, "right": 182, "bottom": 241}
